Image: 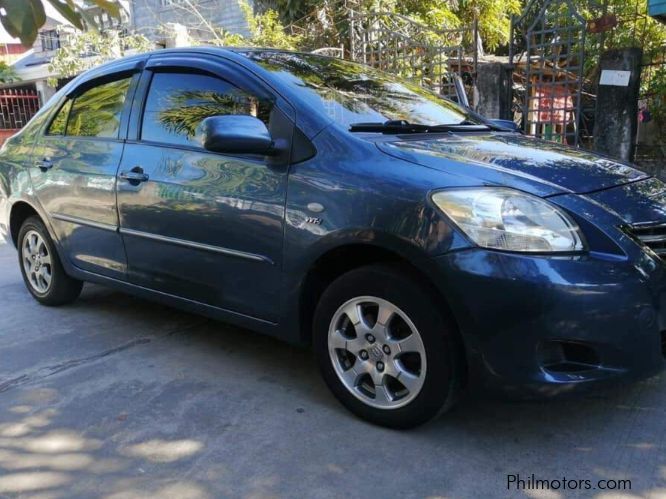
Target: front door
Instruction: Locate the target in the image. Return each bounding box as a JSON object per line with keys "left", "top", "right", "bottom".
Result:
{"left": 30, "top": 72, "right": 137, "bottom": 279}
{"left": 116, "top": 60, "right": 291, "bottom": 322}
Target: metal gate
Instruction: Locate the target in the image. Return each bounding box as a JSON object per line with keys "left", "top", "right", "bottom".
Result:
{"left": 510, "top": 0, "right": 587, "bottom": 146}
{"left": 0, "top": 85, "right": 40, "bottom": 144}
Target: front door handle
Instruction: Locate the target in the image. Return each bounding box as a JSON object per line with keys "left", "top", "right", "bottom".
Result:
{"left": 119, "top": 166, "right": 149, "bottom": 185}
{"left": 35, "top": 158, "right": 53, "bottom": 172}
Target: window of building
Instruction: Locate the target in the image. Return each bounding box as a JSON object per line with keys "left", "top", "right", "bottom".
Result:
{"left": 40, "top": 30, "right": 60, "bottom": 51}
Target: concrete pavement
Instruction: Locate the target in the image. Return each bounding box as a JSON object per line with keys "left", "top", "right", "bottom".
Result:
{"left": 0, "top": 239, "right": 665, "bottom": 498}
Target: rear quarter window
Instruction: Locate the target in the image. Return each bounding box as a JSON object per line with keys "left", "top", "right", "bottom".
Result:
{"left": 65, "top": 77, "right": 132, "bottom": 138}
{"left": 46, "top": 100, "right": 72, "bottom": 136}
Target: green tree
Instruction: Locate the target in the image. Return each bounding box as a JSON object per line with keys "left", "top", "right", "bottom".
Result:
{"left": 47, "top": 29, "right": 152, "bottom": 86}
{"left": 272, "top": 0, "right": 520, "bottom": 50}
{"left": 0, "top": 0, "right": 122, "bottom": 46}
{"left": 0, "top": 61, "right": 19, "bottom": 83}
{"left": 206, "top": 0, "right": 302, "bottom": 49}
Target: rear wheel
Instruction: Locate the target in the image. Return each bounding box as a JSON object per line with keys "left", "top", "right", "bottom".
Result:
{"left": 314, "top": 264, "right": 461, "bottom": 429}
{"left": 17, "top": 216, "right": 82, "bottom": 306}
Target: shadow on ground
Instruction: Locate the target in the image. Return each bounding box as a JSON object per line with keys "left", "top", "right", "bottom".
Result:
{"left": 0, "top": 243, "right": 664, "bottom": 498}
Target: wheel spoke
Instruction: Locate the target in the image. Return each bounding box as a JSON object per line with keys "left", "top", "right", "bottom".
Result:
{"left": 341, "top": 302, "right": 361, "bottom": 325}
{"left": 30, "top": 234, "right": 38, "bottom": 255}
{"left": 346, "top": 335, "right": 367, "bottom": 356}
{"left": 374, "top": 384, "right": 393, "bottom": 405}
{"left": 329, "top": 329, "right": 348, "bottom": 351}
{"left": 40, "top": 267, "right": 52, "bottom": 286}
{"left": 339, "top": 366, "right": 362, "bottom": 388}
{"left": 395, "top": 333, "right": 422, "bottom": 354}
{"left": 396, "top": 370, "right": 421, "bottom": 394}
{"left": 376, "top": 304, "right": 394, "bottom": 327}
{"left": 38, "top": 241, "right": 48, "bottom": 257}
{"left": 369, "top": 369, "right": 384, "bottom": 387}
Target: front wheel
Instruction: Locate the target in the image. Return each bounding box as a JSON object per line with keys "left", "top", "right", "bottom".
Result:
{"left": 17, "top": 216, "right": 83, "bottom": 306}
{"left": 313, "top": 264, "right": 462, "bottom": 429}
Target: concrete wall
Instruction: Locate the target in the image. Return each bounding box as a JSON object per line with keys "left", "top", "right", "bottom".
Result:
{"left": 475, "top": 62, "right": 512, "bottom": 120}
{"left": 593, "top": 48, "right": 643, "bottom": 162}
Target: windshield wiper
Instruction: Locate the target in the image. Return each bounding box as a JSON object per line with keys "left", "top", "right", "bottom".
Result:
{"left": 349, "top": 120, "right": 491, "bottom": 134}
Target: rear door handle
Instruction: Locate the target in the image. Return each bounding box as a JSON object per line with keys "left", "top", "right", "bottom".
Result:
{"left": 119, "top": 166, "right": 149, "bottom": 184}
{"left": 35, "top": 158, "right": 53, "bottom": 171}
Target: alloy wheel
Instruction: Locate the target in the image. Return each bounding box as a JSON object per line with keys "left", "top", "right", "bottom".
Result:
{"left": 22, "top": 230, "right": 53, "bottom": 294}
{"left": 328, "top": 296, "right": 427, "bottom": 409}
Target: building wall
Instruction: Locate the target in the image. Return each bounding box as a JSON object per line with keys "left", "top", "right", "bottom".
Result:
{"left": 129, "top": 0, "right": 254, "bottom": 43}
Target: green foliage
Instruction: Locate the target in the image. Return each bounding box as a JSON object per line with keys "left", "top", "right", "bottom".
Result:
{"left": 454, "top": 0, "right": 522, "bottom": 49}
{"left": 0, "top": 0, "right": 122, "bottom": 46}
{"left": 271, "top": 0, "right": 520, "bottom": 50}
{"left": 208, "top": 0, "right": 302, "bottom": 49}
{"left": 0, "top": 61, "right": 20, "bottom": 83}
{"left": 47, "top": 29, "right": 152, "bottom": 86}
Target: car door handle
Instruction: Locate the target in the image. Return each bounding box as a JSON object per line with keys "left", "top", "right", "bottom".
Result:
{"left": 35, "top": 158, "right": 53, "bottom": 172}
{"left": 119, "top": 167, "right": 149, "bottom": 184}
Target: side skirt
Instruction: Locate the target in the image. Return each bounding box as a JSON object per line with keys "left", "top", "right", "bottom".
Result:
{"left": 66, "top": 265, "right": 299, "bottom": 343}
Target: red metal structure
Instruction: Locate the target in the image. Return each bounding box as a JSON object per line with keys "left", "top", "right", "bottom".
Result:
{"left": 0, "top": 86, "right": 40, "bottom": 144}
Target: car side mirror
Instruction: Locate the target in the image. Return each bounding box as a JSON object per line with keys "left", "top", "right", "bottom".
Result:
{"left": 488, "top": 119, "right": 521, "bottom": 133}
{"left": 201, "top": 115, "right": 277, "bottom": 155}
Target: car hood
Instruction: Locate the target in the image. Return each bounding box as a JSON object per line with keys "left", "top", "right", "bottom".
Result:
{"left": 375, "top": 133, "right": 647, "bottom": 196}
{"left": 583, "top": 177, "right": 666, "bottom": 225}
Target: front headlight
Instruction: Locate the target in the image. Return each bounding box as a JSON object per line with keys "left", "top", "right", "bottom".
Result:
{"left": 431, "top": 187, "right": 586, "bottom": 253}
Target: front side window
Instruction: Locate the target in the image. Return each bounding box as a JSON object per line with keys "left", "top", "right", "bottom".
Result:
{"left": 65, "top": 77, "right": 132, "bottom": 138}
{"left": 141, "top": 72, "right": 273, "bottom": 148}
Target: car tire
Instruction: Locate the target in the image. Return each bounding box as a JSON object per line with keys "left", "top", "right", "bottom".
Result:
{"left": 313, "top": 263, "right": 462, "bottom": 429}
{"left": 17, "top": 216, "right": 83, "bottom": 306}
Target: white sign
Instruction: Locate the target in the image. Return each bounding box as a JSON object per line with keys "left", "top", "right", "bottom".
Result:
{"left": 599, "top": 70, "right": 631, "bottom": 87}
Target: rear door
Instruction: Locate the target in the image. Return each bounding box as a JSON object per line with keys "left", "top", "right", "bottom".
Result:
{"left": 30, "top": 69, "right": 140, "bottom": 279}
{"left": 116, "top": 54, "right": 293, "bottom": 322}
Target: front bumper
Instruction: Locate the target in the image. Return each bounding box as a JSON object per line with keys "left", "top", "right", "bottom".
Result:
{"left": 433, "top": 248, "right": 666, "bottom": 395}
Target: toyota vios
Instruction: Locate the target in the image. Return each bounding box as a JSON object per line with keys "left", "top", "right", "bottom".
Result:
{"left": 1, "top": 48, "right": 664, "bottom": 428}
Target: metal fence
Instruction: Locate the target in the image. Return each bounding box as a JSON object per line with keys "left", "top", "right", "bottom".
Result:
{"left": 0, "top": 86, "right": 40, "bottom": 131}
{"left": 510, "top": 0, "right": 587, "bottom": 147}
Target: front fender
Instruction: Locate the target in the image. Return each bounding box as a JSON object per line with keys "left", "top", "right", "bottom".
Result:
{"left": 280, "top": 226, "right": 456, "bottom": 344}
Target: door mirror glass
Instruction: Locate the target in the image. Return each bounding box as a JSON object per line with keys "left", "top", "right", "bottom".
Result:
{"left": 201, "top": 115, "right": 275, "bottom": 155}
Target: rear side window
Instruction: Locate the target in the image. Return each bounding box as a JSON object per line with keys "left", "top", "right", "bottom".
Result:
{"left": 46, "top": 100, "right": 72, "bottom": 135}
{"left": 141, "top": 72, "right": 273, "bottom": 148}
{"left": 64, "top": 77, "right": 132, "bottom": 138}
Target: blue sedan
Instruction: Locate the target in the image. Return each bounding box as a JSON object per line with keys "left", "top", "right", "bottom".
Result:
{"left": 1, "top": 48, "right": 664, "bottom": 428}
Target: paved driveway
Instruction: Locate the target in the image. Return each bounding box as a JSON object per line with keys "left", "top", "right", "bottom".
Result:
{"left": 0, "top": 240, "right": 664, "bottom": 498}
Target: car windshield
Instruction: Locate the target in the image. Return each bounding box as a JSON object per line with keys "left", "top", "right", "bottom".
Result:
{"left": 242, "top": 51, "right": 474, "bottom": 129}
